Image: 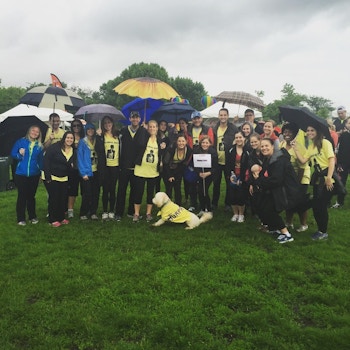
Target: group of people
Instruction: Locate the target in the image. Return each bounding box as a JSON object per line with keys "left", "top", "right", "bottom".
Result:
{"left": 11, "top": 105, "right": 349, "bottom": 243}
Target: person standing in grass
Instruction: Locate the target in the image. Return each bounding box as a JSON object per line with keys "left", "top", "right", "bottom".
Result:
{"left": 163, "top": 134, "right": 193, "bottom": 205}
{"left": 292, "top": 125, "right": 335, "bottom": 240}
{"left": 43, "top": 131, "right": 76, "bottom": 227}
{"left": 11, "top": 125, "right": 44, "bottom": 226}
{"left": 67, "top": 118, "right": 85, "bottom": 218}
{"left": 212, "top": 108, "right": 238, "bottom": 211}
{"left": 253, "top": 138, "right": 302, "bottom": 244}
{"left": 226, "top": 131, "right": 250, "bottom": 223}
{"left": 97, "top": 116, "right": 120, "bottom": 221}
{"left": 193, "top": 135, "right": 218, "bottom": 215}
{"left": 279, "top": 122, "right": 310, "bottom": 232}
{"left": 77, "top": 124, "right": 101, "bottom": 221}
{"left": 133, "top": 120, "right": 161, "bottom": 223}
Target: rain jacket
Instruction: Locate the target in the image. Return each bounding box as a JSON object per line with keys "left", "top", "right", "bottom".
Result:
{"left": 11, "top": 138, "right": 43, "bottom": 177}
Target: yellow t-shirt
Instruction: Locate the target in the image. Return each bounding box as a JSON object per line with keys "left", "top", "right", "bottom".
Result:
{"left": 157, "top": 201, "right": 192, "bottom": 223}
{"left": 192, "top": 127, "right": 202, "bottom": 147}
{"left": 134, "top": 138, "right": 159, "bottom": 178}
{"left": 304, "top": 139, "right": 334, "bottom": 170}
{"left": 44, "top": 128, "right": 65, "bottom": 145}
{"left": 104, "top": 134, "right": 119, "bottom": 167}
{"left": 279, "top": 140, "right": 310, "bottom": 185}
{"left": 217, "top": 126, "right": 227, "bottom": 165}
{"left": 86, "top": 139, "right": 98, "bottom": 172}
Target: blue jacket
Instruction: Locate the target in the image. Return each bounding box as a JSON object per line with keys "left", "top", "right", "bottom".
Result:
{"left": 11, "top": 138, "right": 43, "bottom": 177}
{"left": 77, "top": 138, "right": 93, "bottom": 177}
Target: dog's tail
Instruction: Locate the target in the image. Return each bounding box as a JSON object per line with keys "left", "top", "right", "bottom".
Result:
{"left": 199, "top": 211, "right": 213, "bottom": 224}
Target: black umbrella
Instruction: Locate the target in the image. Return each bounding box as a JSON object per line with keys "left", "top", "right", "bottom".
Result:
{"left": 151, "top": 102, "right": 195, "bottom": 123}
{"left": 19, "top": 86, "right": 86, "bottom": 114}
{"left": 279, "top": 105, "right": 332, "bottom": 143}
{"left": 0, "top": 116, "right": 48, "bottom": 156}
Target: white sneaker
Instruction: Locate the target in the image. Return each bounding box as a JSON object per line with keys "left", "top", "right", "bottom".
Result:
{"left": 296, "top": 224, "right": 308, "bottom": 232}
{"left": 231, "top": 215, "right": 239, "bottom": 222}
{"left": 102, "top": 212, "right": 109, "bottom": 220}
{"left": 67, "top": 210, "right": 74, "bottom": 218}
{"left": 108, "top": 212, "right": 115, "bottom": 220}
{"left": 91, "top": 214, "right": 99, "bottom": 220}
{"left": 237, "top": 215, "right": 245, "bottom": 223}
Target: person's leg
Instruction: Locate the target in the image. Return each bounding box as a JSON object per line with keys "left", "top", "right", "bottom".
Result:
{"left": 337, "top": 166, "right": 349, "bottom": 205}
{"left": 133, "top": 176, "right": 145, "bottom": 217}
{"left": 115, "top": 168, "right": 129, "bottom": 216}
{"left": 127, "top": 171, "right": 136, "bottom": 216}
{"left": 91, "top": 172, "right": 100, "bottom": 216}
{"left": 80, "top": 178, "right": 92, "bottom": 217}
{"left": 146, "top": 177, "right": 157, "bottom": 216}
{"left": 313, "top": 185, "right": 332, "bottom": 233}
{"left": 108, "top": 166, "right": 119, "bottom": 212}
{"left": 26, "top": 175, "right": 40, "bottom": 220}
{"left": 15, "top": 174, "right": 26, "bottom": 222}
{"left": 174, "top": 176, "right": 182, "bottom": 205}
{"left": 212, "top": 165, "right": 223, "bottom": 207}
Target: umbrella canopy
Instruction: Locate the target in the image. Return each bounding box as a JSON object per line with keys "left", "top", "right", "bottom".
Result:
{"left": 151, "top": 102, "right": 195, "bottom": 123}
{"left": 0, "top": 104, "right": 73, "bottom": 123}
{"left": 74, "top": 104, "right": 126, "bottom": 125}
{"left": 121, "top": 98, "right": 164, "bottom": 124}
{"left": 200, "top": 101, "right": 262, "bottom": 119}
{"left": 19, "top": 86, "right": 86, "bottom": 113}
{"left": 0, "top": 116, "right": 48, "bottom": 156}
{"left": 114, "top": 77, "right": 179, "bottom": 100}
{"left": 279, "top": 105, "right": 332, "bottom": 144}
{"left": 214, "top": 91, "right": 265, "bottom": 110}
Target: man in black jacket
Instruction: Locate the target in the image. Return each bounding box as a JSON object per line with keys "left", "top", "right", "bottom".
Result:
{"left": 115, "top": 111, "right": 148, "bottom": 220}
{"left": 211, "top": 108, "right": 238, "bottom": 210}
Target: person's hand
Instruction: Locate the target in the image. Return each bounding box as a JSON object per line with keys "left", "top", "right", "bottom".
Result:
{"left": 325, "top": 176, "right": 334, "bottom": 191}
{"left": 169, "top": 177, "right": 175, "bottom": 182}
{"left": 249, "top": 184, "right": 254, "bottom": 195}
{"left": 49, "top": 132, "right": 55, "bottom": 140}
{"left": 96, "top": 128, "right": 102, "bottom": 136}
{"left": 160, "top": 142, "right": 166, "bottom": 149}
{"left": 19, "top": 148, "right": 25, "bottom": 156}
{"left": 83, "top": 175, "right": 89, "bottom": 181}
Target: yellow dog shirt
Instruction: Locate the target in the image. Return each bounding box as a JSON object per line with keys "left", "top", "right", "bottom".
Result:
{"left": 157, "top": 201, "right": 192, "bottom": 223}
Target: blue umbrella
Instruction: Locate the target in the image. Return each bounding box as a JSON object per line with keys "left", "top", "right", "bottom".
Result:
{"left": 121, "top": 98, "right": 163, "bottom": 124}
{"left": 151, "top": 102, "right": 195, "bottom": 123}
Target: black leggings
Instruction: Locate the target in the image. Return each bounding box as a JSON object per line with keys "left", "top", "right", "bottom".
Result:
{"left": 133, "top": 176, "right": 158, "bottom": 205}
{"left": 312, "top": 184, "right": 333, "bottom": 233}
{"left": 102, "top": 166, "right": 119, "bottom": 212}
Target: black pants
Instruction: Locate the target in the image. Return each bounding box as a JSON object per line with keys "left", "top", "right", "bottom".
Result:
{"left": 133, "top": 176, "right": 158, "bottom": 205}
{"left": 15, "top": 174, "right": 40, "bottom": 222}
{"left": 102, "top": 166, "right": 119, "bottom": 212}
{"left": 80, "top": 172, "right": 100, "bottom": 217}
{"left": 165, "top": 175, "right": 183, "bottom": 205}
{"left": 312, "top": 184, "right": 333, "bottom": 233}
{"left": 258, "top": 194, "right": 285, "bottom": 231}
{"left": 198, "top": 175, "right": 213, "bottom": 212}
{"left": 115, "top": 168, "right": 135, "bottom": 216}
{"left": 46, "top": 180, "right": 68, "bottom": 223}
{"left": 337, "top": 165, "right": 349, "bottom": 205}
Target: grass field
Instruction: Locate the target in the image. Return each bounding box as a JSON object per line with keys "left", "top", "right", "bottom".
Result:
{"left": 0, "top": 182, "right": 350, "bottom": 350}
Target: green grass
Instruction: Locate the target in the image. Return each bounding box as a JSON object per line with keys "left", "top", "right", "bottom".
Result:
{"left": 0, "top": 182, "right": 350, "bottom": 349}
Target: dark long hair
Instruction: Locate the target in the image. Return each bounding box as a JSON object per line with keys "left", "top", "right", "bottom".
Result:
{"left": 59, "top": 131, "right": 75, "bottom": 150}
{"left": 101, "top": 115, "right": 119, "bottom": 137}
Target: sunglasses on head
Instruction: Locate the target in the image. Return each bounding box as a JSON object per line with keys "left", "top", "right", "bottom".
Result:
{"left": 72, "top": 124, "right": 81, "bottom": 127}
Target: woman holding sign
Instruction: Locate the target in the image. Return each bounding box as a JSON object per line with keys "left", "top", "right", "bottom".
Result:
{"left": 193, "top": 135, "right": 218, "bottom": 215}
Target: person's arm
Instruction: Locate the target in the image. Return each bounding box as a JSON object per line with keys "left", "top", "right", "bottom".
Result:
{"left": 325, "top": 156, "right": 335, "bottom": 191}
{"left": 291, "top": 141, "right": 309, "bottom": 164}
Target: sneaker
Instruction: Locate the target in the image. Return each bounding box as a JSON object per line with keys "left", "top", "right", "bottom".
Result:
{"left": 188, "top": 206, "right": 196, "bottom": 212}
{"left": 276, "top": 233, "right": 285, "bottom": 241}
{"left": 50, "top": 221, "right": 61, "bottom": 227}
{"left": 108, "top": 212, "right": 115, "bottom": 220}
{"left": 237, "top": 215, "right": 245, "bottom": 223}
{"left": 231, "top": 214, "right": 239, "bottom": 222}
{"left": 80, "top": 216, "right": 88, "bottom": 220}
{"left": 30, "top": 218, "right": 39, "bottom": 224}
{"left": 91, "top": 214, "right": 99, "bottom": 220}
{"left": 102, "top": 212, "right": 109, "bottom": 220}
{"left": 61, "top": 219, "right": 69, "bottom": 225}
{"left": 278, "top": 235, "right": 294, "bottom": 244}
{"left": 18, "top": 221, "right": 26, "bottom": 226}
{"left": 114, "top": 215, "right": 122, "bottom": 222}
{"left": 312, "top": 231, "right": 328, "bottom": 240}
{"left": 127, "top": 213, "right": 134, "bottom": 218}
{"left": 146, "top": 214, "right": 153, "bottom": 222}
{"left": 67, "top": 210, "right": 74, "bottom": 218}
{"left": 133, "top": 214, "right": 141, "bottom": 223}
{"left": 285, "top": 223, "right": 294, "bottom": 229}
{"left": 296, "top": 224, "right": 309, "bottom": 232}
{"left": 331, "top": 202, "right": 342, "bottom": 209}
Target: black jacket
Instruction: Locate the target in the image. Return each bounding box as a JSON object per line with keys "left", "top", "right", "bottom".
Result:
{"left": 163, "top": 146, "right": 193, "bottom": 180}
{"left": 225, "top": 144, "right": 250, "bottom": 182}
{"left": 256, "top": 148, "right": 303, "bottom": 212}
{"left": 212, "top": 122, "right": 238, "bottom": 153}
{"left": 337, "top": 131, "right": 350, "bottom": 167}
{"left": 193, "top": 146, "right": 218, "bottom": 176}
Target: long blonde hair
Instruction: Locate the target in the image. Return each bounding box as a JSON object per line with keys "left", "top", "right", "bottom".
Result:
{"left": 26, "top": 125, "right": 42, "bottom": 147}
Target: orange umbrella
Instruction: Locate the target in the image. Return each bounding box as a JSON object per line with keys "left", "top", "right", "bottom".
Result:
{"left": 113, "top": 77, "right": 179, "bottom": 100}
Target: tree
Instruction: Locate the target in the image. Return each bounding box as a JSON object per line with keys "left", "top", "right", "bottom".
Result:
{"left": 0, "top": 85, "right": 26, "bottom": 114}
{"left": 305, "top": 96, "right": 334, "bottom": 119}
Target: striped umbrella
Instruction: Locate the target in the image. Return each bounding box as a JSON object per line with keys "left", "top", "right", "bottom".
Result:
{"left": 214, "top": 91, "right": 265, "bottom": 110}
{"left": 19, "top": 86, "right": 86, "bottom": 113}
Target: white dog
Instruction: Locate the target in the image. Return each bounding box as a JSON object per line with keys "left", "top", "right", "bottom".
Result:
{"left": 152, "top": 192, "right": 213, "bottom": 229}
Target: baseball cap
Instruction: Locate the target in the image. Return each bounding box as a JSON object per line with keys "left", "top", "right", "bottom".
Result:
{"left": 84, "top": 123, "right": 95, "bottom": 131}
{"left": 191, "top": 111, "right": 202, "bottom": 119}
{"left": 130, "top": 111, "right": 141, "bottom": 118}
{"left": 337, "top": 106, "right": 346, "bottom": 111}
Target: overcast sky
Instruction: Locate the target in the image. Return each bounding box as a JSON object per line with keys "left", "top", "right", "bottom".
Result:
{"left": 1, "top": 0, "right": 349, "bottom": 109}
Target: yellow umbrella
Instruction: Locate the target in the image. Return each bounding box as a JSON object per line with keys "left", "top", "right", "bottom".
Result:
{"left": 114, "top": 77, "right": 179, "bottom": 100}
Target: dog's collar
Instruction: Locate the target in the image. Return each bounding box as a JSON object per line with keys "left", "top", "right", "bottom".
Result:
{"left": 159, "top": 199, "right": 170, "bottom": 209}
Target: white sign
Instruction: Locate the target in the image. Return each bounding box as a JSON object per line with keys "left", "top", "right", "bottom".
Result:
{"left": 193, "top": 154, "right": 212, "bottom": 168}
